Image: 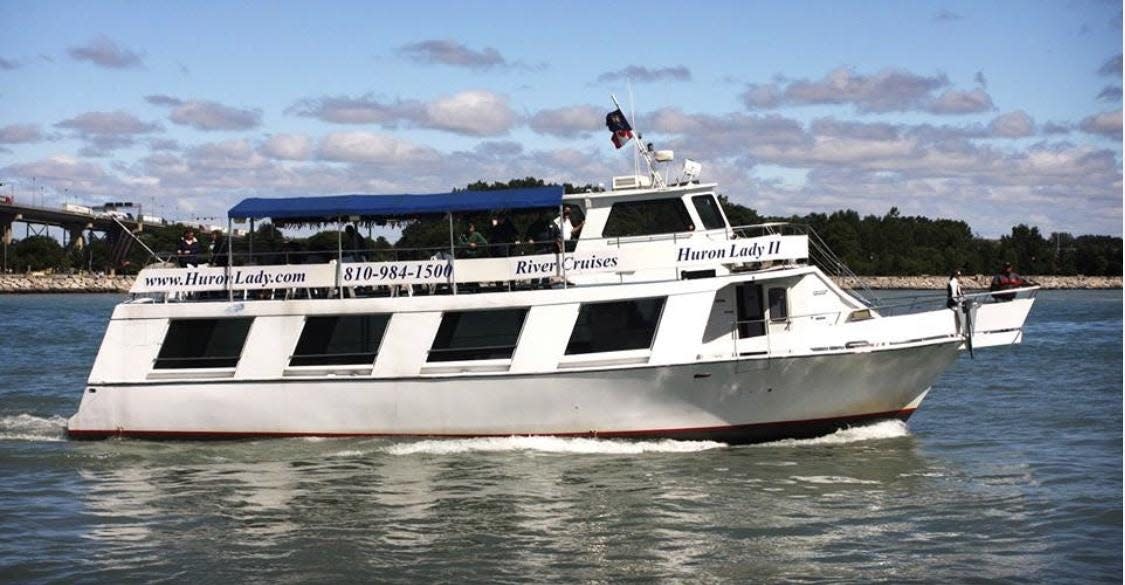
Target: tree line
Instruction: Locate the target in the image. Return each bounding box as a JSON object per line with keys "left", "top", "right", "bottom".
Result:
{"left": 3, "top": 178, "right": 1120, "bottom": 277}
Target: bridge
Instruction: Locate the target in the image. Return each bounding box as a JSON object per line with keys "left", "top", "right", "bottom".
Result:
{"left": 0, "top": 198, "right": 153, "bottom": 270}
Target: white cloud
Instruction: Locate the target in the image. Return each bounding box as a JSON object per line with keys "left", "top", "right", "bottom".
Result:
{"left": 741, "top": 67, "right": 994, "bottom": 115}
{"left": 398, "top": 40, "right": 507, "bottom": 69}
{"left": 988, "top": 111, "right": 1035, "bottom": 138}
{"left": 424, "top": 90, "right": 516, "bottom": 136}
{"left": 0, "top": 124, "right": 44, "bottom": 144}
{"left": 595, "top": 65, "right": 692, "bottom": 84}
{"left": 927, "top": 89, "right": 995, "bottom": 114}
{"left": 67, "top": 35, "right": 143, "bottom": 69}
{"left": 168, "top": 100, "right": 261, "bottom": 131}
{"left": 528, "top": 105, "right": 603, "bottom": 138}
{"left": 53, "top": 111, "right": 161, "bottom": 155}
{"left": 318, "top": 131, "right": 439, "bottom": 164}
{"left": 290, "top": 90, "right": 517, "bottom": 136}
{"left": 1079, "top": 109, "right": 1123, "bottom": 138}
{"left": 260, "top": 134, "right": 312, "bottom": 160}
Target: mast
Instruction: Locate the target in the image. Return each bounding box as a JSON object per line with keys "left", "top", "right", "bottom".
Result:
{"left": 610, "top": 94, "right": 665, "bottom": 188}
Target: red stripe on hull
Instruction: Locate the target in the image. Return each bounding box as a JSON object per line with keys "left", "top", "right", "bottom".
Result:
{"left": 66, "top": 408, "right": 917, "bottom": 445}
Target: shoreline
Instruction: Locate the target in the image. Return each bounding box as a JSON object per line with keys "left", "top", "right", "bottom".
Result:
{"left": 0, "top": 273, "right": 1120, "bottom": 294}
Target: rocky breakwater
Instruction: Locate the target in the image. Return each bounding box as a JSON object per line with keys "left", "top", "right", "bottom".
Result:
{"left": 0, "top": 274, "right": 134, "bottom": 293}
{"left": 833, "top": 275, "right": 1122, "bottom": 290}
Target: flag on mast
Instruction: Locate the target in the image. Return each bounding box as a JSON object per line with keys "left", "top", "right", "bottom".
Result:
{"left": 605, "top": 108, "right": 633, "bottom": 149}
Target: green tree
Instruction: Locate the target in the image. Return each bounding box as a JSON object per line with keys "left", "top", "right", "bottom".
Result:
{"left": 9, "top": 236, "right": 65, "bottom": 272}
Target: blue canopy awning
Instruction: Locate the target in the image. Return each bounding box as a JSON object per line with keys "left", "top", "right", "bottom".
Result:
{"left": 228, "top": 186, "right": 564, "bottom": 220}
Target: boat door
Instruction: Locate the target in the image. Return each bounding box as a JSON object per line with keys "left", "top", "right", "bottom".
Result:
{"left": 765, "top": 286, "right": 790, "bottom": 339}
{"left": 735, "top": 283, "right": 770, "bottom": 370}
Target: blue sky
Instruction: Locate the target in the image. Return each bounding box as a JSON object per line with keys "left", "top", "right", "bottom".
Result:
{"left": 1, "top": 0, "right": 1121, "bottom": 236}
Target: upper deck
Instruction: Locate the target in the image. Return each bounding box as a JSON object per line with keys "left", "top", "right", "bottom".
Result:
{"left": 131, "top": 182, "right": 814, "bottom": 301}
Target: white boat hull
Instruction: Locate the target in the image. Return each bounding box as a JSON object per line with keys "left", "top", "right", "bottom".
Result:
{"left": 67, "top": 341, "right": 960, "bottom": 444}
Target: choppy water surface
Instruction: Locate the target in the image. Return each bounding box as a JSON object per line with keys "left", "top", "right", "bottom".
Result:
{"left": 0, "top": 291, "right": 1120, "bottom": 584}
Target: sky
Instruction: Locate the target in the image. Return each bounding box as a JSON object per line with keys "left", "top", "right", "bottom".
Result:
{"left": 0, "top": 0, "right": 1121, "bottom": 237}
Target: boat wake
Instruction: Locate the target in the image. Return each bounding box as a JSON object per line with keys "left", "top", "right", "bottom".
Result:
{"left": 0, "top": 414, "right": 68, "bottom": 442}
{"left": 382, "top": 435, "right": 728, "bottom": 456}
{"left": 755, "top": 420, "right": 911, "bottom": 448}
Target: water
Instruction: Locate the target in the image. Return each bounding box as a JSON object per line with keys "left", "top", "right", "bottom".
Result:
{"left": 0, "top": 291, "right": 1120, "bottom": 584}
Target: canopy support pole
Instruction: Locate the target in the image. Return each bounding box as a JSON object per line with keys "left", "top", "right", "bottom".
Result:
{"left": 448, "top": 212, "right": 457, "bottom": 295}
{"left": 226, "top": 217, "right": 233, "bottom": 303}
{"left": 336, "top": 216, "right": 343, "bottom": 298}
{"left": 559, "top": 203, "right": 567, "bottom": 289}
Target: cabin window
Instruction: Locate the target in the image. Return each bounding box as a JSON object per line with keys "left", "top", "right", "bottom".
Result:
{"left": 290, "top": 315, "right": 390, "bottom": 366}
{"left": 566, "top": 298, "right": 665, "bottom": 354}
{"left": 691, "top": 195, "right": 727, "bottom": 230}
{"left": 602, "top": 199, "right": 693, "bottom": 238}
{"left": 154, "top": 318, "right": 253, "bottom": 369}
{"left": 768, "top": 288, "right": 789, "bottom": 321}
{"left": 428, "top": 309, "right": 528, "bottom": 362}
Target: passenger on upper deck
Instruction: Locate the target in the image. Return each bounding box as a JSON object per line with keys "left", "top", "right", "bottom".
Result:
{"left": 554, "top": 206, "right": 584, "bottom": 252}
{"left": 209, "top": 230, "right": 228, "bottom": 267}
{"left": 343, "top": 225, "right": 366, "bottom": 262}
{"left": 176, "top": 228, "right": 203, "bottom": 267}
{"left": 489, "top": 215, "right": 519, "bottom": 257}
{"left": 458, "top": 222, "right": 488, "bottom": 258}
{"left": 526, "top": 214, "right": 559, "bottom": 254}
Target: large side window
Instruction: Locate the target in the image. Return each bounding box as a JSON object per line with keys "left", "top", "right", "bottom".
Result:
{"left": 155, "top": 318, "right": 253, "bottom": 369}
{"left": 602, "top": 199, "right": 693, "bottom": 238}
{"left": 290, "top": 315, "right": 390, "bottom": 366}
{"left": 691, "top": 195, "right": 727, "bottom": 230}
{"left": 428, "top": 309, "right": 528, "bottom": 362}
{"left": 768, "top": 288, "right": 789, "bottom": 321}
{"left": 566, "top": 298, "right": 665, "bottom": 355}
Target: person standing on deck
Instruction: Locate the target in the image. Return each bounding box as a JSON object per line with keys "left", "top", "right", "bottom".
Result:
{"left": 554, "top": 206, "right": 584, "bottom": 253}
{"left": 489, "top": 215, "right": 519, "bottom": 257}
{"left": 947, "top": 269, "right": 963, "bottom": 309}
{"left": 176, "top": 228, "right": 203, "bottom": 267}
{"left": 209, "top": 230, "right": 228, "bottom": 266}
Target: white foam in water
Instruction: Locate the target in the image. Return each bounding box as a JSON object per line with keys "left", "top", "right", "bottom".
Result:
{"left": 791, "top": 475, "right": 882, "bottom": 485}
{"left": 383, "top": 435, "right": 727, "bottom": 456}
{"left": 0, "top": 414, "right": 68, "bottom": 442}
{"left": 755, "top": 419, "right": 911, "bottom": 448}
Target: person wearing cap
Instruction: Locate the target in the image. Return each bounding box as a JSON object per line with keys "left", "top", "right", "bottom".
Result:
{"left": 990, "top": 262, "right": 1027, "bottom": 301}
{"left": 990, "top": 263, "right": 1026, "bottom": 290}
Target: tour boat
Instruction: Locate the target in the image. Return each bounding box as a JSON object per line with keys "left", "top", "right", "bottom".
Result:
{"left": 66, "top": 128, "right": 1038, "bottom": 443}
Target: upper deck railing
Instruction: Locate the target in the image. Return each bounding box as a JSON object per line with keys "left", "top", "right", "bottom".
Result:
{"left": 732, "top": 222, "right": 877, "bottom": 304}
{"left": 129, "top": 223, "right": 812, "bottom": 298}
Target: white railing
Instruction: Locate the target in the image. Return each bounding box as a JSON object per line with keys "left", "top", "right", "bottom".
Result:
{"left": 131, "top": 232, "right": 812, "bottom": 297}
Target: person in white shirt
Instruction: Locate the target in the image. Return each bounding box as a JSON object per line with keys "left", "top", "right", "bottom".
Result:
{"left": 554, "top": 206, "right": 583, "bottom": 252}
{"left": 946, "top": 269, "right": 963, "bottom": 308}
